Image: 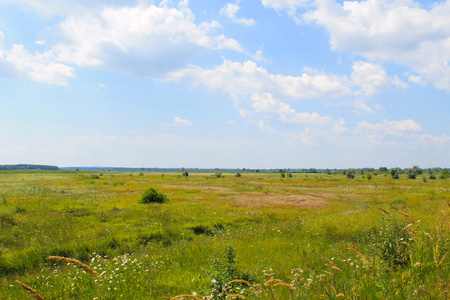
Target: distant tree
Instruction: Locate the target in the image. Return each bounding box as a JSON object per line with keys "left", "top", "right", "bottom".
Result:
{"left": 346, "top": 169, "right": 356, "bottom": 179}
{"left": 280, "top": 172, "right": 285, "bottom": 178}
{"left": 439, "top": 168, "right": 449, "bottom": 179}
{"left": 406, "top": 166, "right": 422, "bottom": 179}
{"left": 379, "top": 167, "right": 388, "bottom": 172}
{"left": 391, "top": 169, "right": 399, "bottom": 179}
{"left": 182, "top": 171, "right": 189, "bottom": 177}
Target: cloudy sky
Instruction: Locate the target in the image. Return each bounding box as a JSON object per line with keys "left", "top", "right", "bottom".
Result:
{"left": 0, "top": 0, "right": 449, "bottom": 169}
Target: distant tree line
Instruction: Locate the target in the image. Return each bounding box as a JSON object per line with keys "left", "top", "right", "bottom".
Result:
{"left": 0, "top": 164, "right": 59, "bottom": 170}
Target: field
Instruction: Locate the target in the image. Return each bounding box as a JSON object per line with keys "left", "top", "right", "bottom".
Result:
{"left": 0, "top": 170, "right": 449, "bottom": 299}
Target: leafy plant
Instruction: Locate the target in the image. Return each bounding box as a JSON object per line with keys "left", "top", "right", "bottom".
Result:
{"left": 139, "top": 187, "right": 167, "bottom": 204}
{"left": 391, "top": 169, "right": 399, "bottom": 179}
{"left": 346, "top": 169, "right": 356, "bottom": 179}
{"left": 373, "top": 210, "right": 410, "bottom": 268}
{"left": 406, "top": 165, "right": 422, "bottom": 179}
{"left": 208, "top": 246, "right": 251, "bottom": 299}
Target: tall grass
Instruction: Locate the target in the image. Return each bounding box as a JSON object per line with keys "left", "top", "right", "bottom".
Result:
{"left": 1, "top": 171, "right": 448, "bottom": 299}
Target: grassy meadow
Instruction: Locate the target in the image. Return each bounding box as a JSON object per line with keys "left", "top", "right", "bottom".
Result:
{"left": 0, "top": 170, "right": 449, "bottom": 299}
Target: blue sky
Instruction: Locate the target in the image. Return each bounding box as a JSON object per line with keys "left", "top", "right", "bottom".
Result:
{"left": 0, "top": 0, "right": 449, "bottom": 169}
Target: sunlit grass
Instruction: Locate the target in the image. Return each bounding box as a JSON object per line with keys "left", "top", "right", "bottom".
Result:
{"left": 0, "top": 170, "right": 448, "bottom": 299}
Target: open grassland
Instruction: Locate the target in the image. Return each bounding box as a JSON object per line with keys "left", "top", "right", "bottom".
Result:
{"left": 0, "top": 170, "right": 449, "bottom": 299}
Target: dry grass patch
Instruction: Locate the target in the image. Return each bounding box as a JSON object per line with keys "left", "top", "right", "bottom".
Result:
{"left": 232, "top": 194, "right": 327, "bottom": 208}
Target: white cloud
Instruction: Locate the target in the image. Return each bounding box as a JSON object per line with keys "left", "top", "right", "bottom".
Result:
{"left": 351, "top": 61, "right": 390, "bottom": 96}
{"left": 302, "top": 0, "right": 450, "bottom": 92}
{"left": 358, "top": 119, "right": 424, "bottom": 136}
{"left": 353, "top": 98, "right": 376, "bottom": 114}
{"left": 164, "top": 117, "right": 193, "bottom": 127}
{"left": 0, "top": 0, "right": 143, "bottom": 17}
{"left": 51, "top": 3, "right": 243, "bottom": 78}
{"left": 0, "top": 2, "right": 246, "bottom": 83}
{"left": 168, "top": 59, "right": 346, "bottom": 134}
{"left": 220, "top": 2, "right": 255, "bottom": 25}
{"left": 262, "top": 0, "right": 310, "bottom": 10}
{"left": 171, "top": 59, "right": 352, "bottom": 102}
{"left": 225, "top": 120, "right": 236, "bottom": 124}
{"left": 1, "top": 43, "right": 74, "bottom": 85}
{"left": 408, "top": 75, "right": 424, "bottom": 84}
{"left": 251, "top": 92, "right": 334, "bottom": 125}
{"left": 256, "top": 120, "right": 278, "bottom": 134}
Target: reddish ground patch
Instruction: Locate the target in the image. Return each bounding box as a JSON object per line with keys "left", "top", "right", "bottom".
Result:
{"left": 232, "top": 194, "right": 327, "bottom": 208}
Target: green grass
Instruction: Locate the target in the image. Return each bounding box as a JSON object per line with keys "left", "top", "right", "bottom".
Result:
{"left": 0, "top": 171, "right": 448, "bottom": 299}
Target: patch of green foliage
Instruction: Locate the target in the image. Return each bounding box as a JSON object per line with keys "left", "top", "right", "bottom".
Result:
{"left": 139, "top": 187, "right": 167, "bottom": 204}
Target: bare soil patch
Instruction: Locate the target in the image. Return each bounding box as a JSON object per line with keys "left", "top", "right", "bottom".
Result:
{"left": 232, "top": 193, "right": 327, "bottom": 208}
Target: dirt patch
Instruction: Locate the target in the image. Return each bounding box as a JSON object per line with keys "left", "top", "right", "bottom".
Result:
{"left": 232, "top": 194, "right": 327, "bottom": 208}
{"left": 305, "top": 193, "right": 337, "bottom": 200}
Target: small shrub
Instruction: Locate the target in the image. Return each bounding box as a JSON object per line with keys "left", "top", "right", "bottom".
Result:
{"left": 182, "top": 171, "right": 189, "bottom": 177}
{"left": 215, "top": 172, "right": 222, "bottom": 178}
{"left": 346, "top": 169, "right": 356, "bottom": 179}
{"left": 235, "top": 173, "right": 241, "bottom": 177}
{"left": 366, "top": 173, "right": 372, "bottom": 180}
{"left": 391, "top": 169, "right": 399, "bottom": 179}
{"left": 139, "top": 188, "right": 167, "bottom": 204}
{"left": 406, "top": 165, "right": 422, "bottom": 179}
{"left": 429, "top": 174, "right": 436, "bottom": 180}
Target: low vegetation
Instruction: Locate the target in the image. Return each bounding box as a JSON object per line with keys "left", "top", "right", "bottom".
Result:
{"left": 0, "top": 169, "right": 448, "bottom": 299}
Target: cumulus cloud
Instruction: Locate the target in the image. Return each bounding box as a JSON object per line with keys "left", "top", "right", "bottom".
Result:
{"left": 52, "top": 3, "right": 243, "bottom": 78}
{"left": 256, "top": 120, "right": 278, "bottom": 134}
{"left": 168, "top": 59, "right": 348, "bottom": 136}
{"left": 170, "top": 59, "right": 352, "bottom": 102}
{"left": 0, "top": 43, "right": 74, "bottom": 85}
{"left": 301, "top": 0, "right": 450, "bottom": 92}
{"left": 408, "top": 75, "right": 424, "bottom": 84}
{"left": 351, "top": 61, "right": 390, "bottom": 96}
{"left": 0, "top": 0, "right": 142, "bottom": 17}
{"left": 251, "top": 92, "right": 334, "bottom": 125}
{"left": 358, "top": 119, "right": 424, "bottom": 136}
{"left": 0, "top": 1, "right": 246, "bottom": 83}
{"left": 164, "top": 117, "right": 193, "bottom": 127}
{"left": 220, "top": 2, "right": 255, "bottom": 25}
{"left": 353, "top": 98, "right": 376, "bottom": 115}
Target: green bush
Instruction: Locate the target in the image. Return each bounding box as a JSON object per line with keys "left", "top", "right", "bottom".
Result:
{"left": 139, "top": 188, "right": 167, "bottom": 204}
{"left": 391, "top": 169, "right": 399, "bottom": 179}
{"left": 346, "top": 169, "right": 356, "bottom": 179}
